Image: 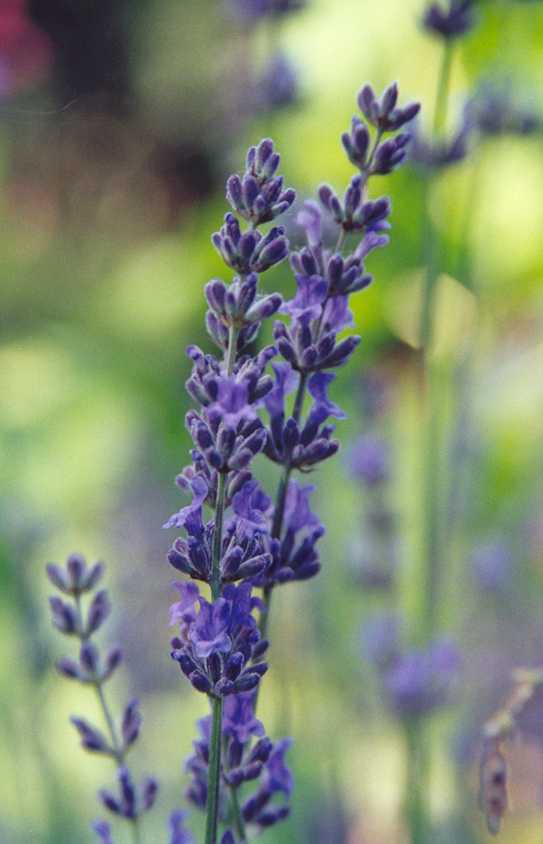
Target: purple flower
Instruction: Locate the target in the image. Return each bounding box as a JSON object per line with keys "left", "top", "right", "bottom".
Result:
{"left": 185, "top": 697, "right": 292, "bottom": 833}
{"left": 263, "top": 738, "right": 293, "bottom": 796}
{"left": 171, "top": 582, "right": 267, "bottom": 697}
{"left": 232, "top": 479, "right": 272, "bottom": 536}
{"left": 357, "top": 82, "right": 420, "bottom": 133}
{"left": 169, "top": 810, "right": 196, "bottom": 844}
{"left": 348, "top": 434, "right": 390, "bottom": 486}
{"left": 211, "top": 377, "right": 256, "bottom": 428}
{"left": 362, "top": 612, "right": 401, "bottom": 669}
{"left": 282, "top": 273, "right": 328, "bottom": 322}
{"left": 163, "top": 475, "right": 208, "bottom": 531}
{"left": 263, "top": 361, "right": 298, "bottom": 420}
{"left": 257, "top": 52, "right": 299, "bottom": 110}
{"left": 297, "top": 200, "right": 322, "bottom": 249}
{"left": 308, "top": 372, "right": 347, "bottom": 420}
{"left": 465, "top": 82, "right": 540, "bottom": 137}
{"left": 409, "top": 120, "right": 471, "bottom": 169}
{"left": 223, "top": 693, "right": 265, "bottom": 743}
{"left": 190, "top": 598, "right": 232, "bottom": 659}
{"left": 254, "top": 481, "right": 324, "bottom": 587}
{"left": 471, "top": 540, "right": 512, "bottom": 594}
{"left": 169, "top": 581, "right": 200, "bottom": 629}
{"left": 226, "top": 138, "right": 296, "bottom": 227}
{"left": 92, "top": 820, "right": 114, "bottom": 844}
{"left": 383, "top": 638, "right": 461, "bottom": 718}
{"left": 423, "top": 0, "right": 475, "bottom": 40}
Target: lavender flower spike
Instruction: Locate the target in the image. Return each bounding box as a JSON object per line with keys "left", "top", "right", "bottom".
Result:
{"left": 423, "top": 0, "right": 476, "bottom": 40}
{"left": 46, "top": 554, "right": 159, "bottom": 839}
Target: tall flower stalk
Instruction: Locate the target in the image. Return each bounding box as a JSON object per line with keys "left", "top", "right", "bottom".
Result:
{"left": 401, "top": 3, "right": 477, "bottom": 842}
{"left": 164, "top": 82, "right": 419, "bottom": 844}
{"left": 46, "top": 554, "right": 160, "bottom": 844}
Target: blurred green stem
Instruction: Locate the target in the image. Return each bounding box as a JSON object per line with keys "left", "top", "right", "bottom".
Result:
{"left": 417, "top": 38, "right": 456, "bottom": 640}
{"left": 408, "top": 38, "right": 456, "bottom": 844}
{"left": 206, "top": 324, "right": 239, "bottom": 844}
{"left": 404, "top": 719, "right": 428, "bottom": 844}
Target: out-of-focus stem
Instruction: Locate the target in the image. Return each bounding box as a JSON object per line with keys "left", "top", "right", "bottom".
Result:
{"left": 417, "top": 39, "right": 456, "bottom": 642}
{"left": 406, "top": 38, "right": 456, "bottom": 844}
{"left": 205, "top": 324, "right": 239, "bottom": 844}
{"left": 404, "top": 719, "right": 428, "bottom": 844}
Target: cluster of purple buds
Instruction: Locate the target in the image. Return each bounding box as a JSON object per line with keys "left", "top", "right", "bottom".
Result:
{"left": 46, "top": 554, "right": 160, "bottom": 840}
{"left": 170, "top": 581, "right": 268, "bottom": 696}
{"left": 409, "top": 121, "right": 471, "bottom": 169}
{"left": 363, "top": 613, "right": 461, "bottom": 719}
{"left": 256, "top": 52, "right": 299, "bottom": 110}
{"left": 273, "top": 85, "right": 418, "bottom": 373}
{"left": 185, "top": 694, "right": 292, "bottom": 835}
{"left": 465, "top": 83, "right": 541, "bottom": 138}
{"left": 263, "top": 366, "right": 342, "bottom": 468}
{"left": 226, "top": 140, "right": 295, "bottom": 227}
{"left": 255, "top": 480, "right": 325, "bottom": 587}
{"left": 423, "top": 0, "right": 476, "bottom": 40}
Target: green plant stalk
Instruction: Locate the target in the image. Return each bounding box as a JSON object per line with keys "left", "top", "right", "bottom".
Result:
{"left": 229, "top": 784, "right": 247, "bottom": 843}
{"left": 205, "top": 324, "right": 239, "bottom": 844}
{"left": 407, "top": 39, "right": 456, "bottom": 844}
{"left": 417, "top": 38, "right": 456, "bottom": 641}
{"left": 259, "top": 370, "right": 308, "bottom": 641}
{"left": 404, "top": 719, "right": 427, "bottom": 844}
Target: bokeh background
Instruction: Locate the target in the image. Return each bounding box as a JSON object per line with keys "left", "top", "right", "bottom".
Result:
{"left": 2, "top": 0, "right": 543, "bottom": 842}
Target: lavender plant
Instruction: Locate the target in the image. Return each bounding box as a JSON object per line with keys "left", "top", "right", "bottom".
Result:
{"left": 163, "top": 82, "right": 419, "bottom": 844}
{"left": 46, "top": 554, "right": 159, "bottom": 844}
{"left": 46, "top": 78, "right": 419, "bottom": 844}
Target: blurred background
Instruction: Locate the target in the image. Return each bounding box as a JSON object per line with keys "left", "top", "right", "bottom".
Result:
{"left": 2, "top": 0, "right": 543, "bottom": 842}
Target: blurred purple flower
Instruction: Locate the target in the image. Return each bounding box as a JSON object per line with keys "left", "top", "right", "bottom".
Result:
{"left": 471, "top": 540, "right": 512, "bottom": 594}
{"left": 348, "top": 434, "right": 390, "bottom": 486}
{"left": 384, "top": 638, "right": 461, "bottom": 718}
{"left": 257, "top": 52, "right": 299, "bottom": 110}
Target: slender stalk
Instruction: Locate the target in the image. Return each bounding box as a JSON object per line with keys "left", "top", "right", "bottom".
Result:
{"left": 403, "top": 720, "right": 428, "bottom": 844}
{"left": 211, "top": 472, "right": 227, "bottom": 602}
{"left": 205, "top": 324, "right": 239, "bottom": 844}
{"left": 229, "top": 785, "right": 247, "bottom": 843}
{"left": 259, "top": 370, "right": 308, "bottom": 640}
{"left": 406, "top": 39, "right": 456, "bottom": 844}
{"left": 416, "top": 38, "right": 456, "bottom": 641}
{"left": 206, "top": 697, "right": 224, "bottom": 844}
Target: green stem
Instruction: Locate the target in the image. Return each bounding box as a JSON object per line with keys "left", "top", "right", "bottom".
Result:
{"left": 416, "top": 38, "right": 456, "bottom": 639}
{"left": 432, "top": 42, "right": 453, "bottom": 140}
{"left": 418, "top": 41, "right": 455, "bottom": 350}
{"left": 259, "top": 371, "right": 308, "bottom": 639}
{"left": 211, "top": 472, "right": 227, "bottom": 602}
{"left": 407, "top": 36, "right": 455, "bottom": 844}
{"left": 205, "top": 323, "right": 239, "bottom": 844}
{"left": 404, "top": 719, "right": 428, "bottom": 844}
{"left": 229, "top": 785, "right": 247, "bottom": 843}
{"left": 205, "top": 696, "right": 224, "bottom": 844}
